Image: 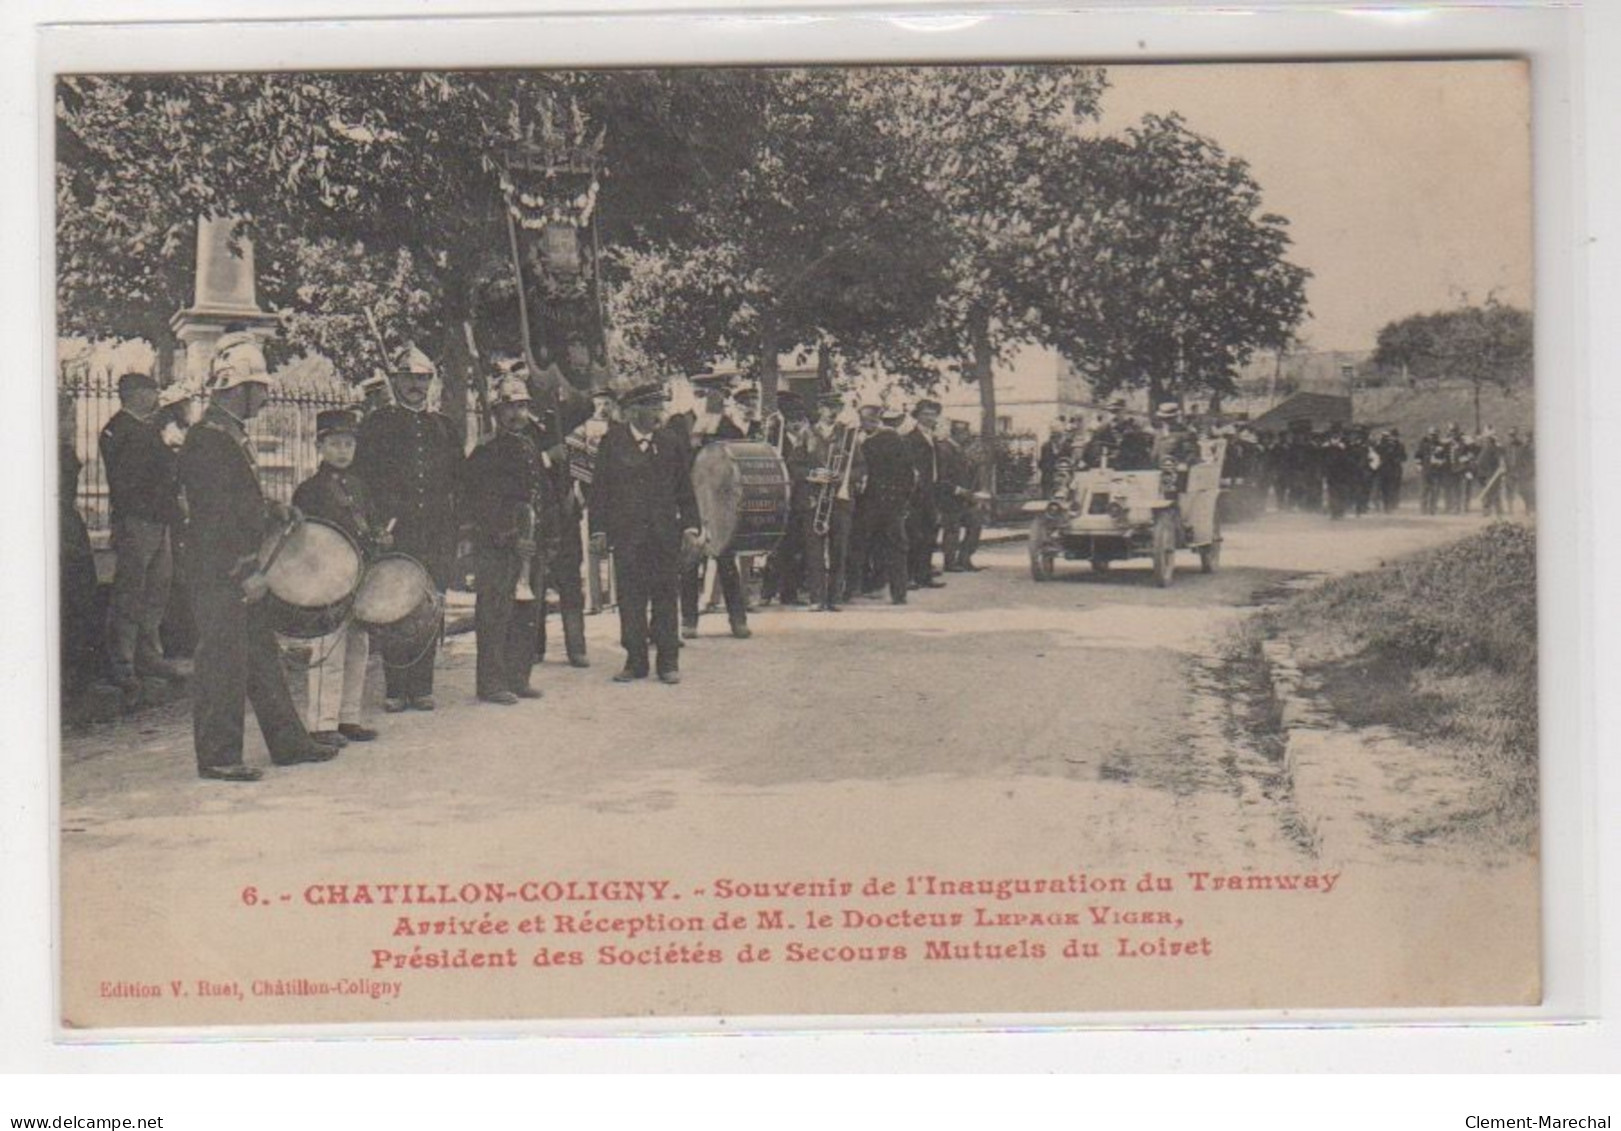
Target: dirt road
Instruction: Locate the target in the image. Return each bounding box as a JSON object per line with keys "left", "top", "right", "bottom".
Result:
{"left": 59, "top": 511, "right": 1538, "bottom": 1027}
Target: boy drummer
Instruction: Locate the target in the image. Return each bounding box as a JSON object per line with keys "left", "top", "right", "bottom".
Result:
{"left": 292, "top": 409, "right": 389, "bottom": 746}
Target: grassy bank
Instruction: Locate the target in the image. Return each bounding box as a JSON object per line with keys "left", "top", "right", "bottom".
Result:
{"left": 1256, "top": 522, "right": 1538, "bottom": 840}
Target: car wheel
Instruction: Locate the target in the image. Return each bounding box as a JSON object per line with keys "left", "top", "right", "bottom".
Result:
{"left": 1199, "top": 515, "right": 1222, "bottom": 574}
{"left": 1152, "top": 511, "right": 1177, "bottom": 588}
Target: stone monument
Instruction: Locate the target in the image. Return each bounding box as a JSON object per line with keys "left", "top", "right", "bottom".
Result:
{"left": 169, "top": 216, "right": 278, "bottom": 385}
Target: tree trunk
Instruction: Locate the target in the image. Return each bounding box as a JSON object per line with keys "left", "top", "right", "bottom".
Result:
{"left": 758, "top": 321, "right": 781, "bottom": 417}
{"left": 1148, "top": 376, "right": 1167, "bottom": 413}
{"left": 817, "top": 340, "right": 834, "bottom": 390}
{"left": 969, "top": 311, "right": 998, "bottom": 495}
{"left": 437, "top": 320, "right": 473, "bottom": 449}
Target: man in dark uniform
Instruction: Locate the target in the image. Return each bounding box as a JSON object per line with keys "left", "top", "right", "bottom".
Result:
{"left": 1347, "top": 426, "right": 1375, "bottom": 517}
{"left": 904, "top": 399, "right": 946, "bottom": 589}
{"left": 1376, "top": 428, "right": 1408, "bottom": 513}
{"left": 100, "top": 371, "right": 184, "bottom": 700}
{"left": 1415, "top": 426, "right": 1445, "bottom": 515}
{"left": 464, "top": 376, "right": 550, "bottom": 705}
{"left": 352, "top": 345, "right": 461, "bottom": 712}
{"left": 1322, "top": 427, "right": 1358, "bottom": 520}
{"left": 1443, "top": 423, "right": 1472, "bottom": 514}
{"left": 589, "top": 383, "right": 700, "bottom": 685}
{"left": 680, "top": 377, "right": 753, "bottom": 639}
{"left": 853, "top": 404, "right": 914, "bottom": 605}
{"left": 179, "top": 333, "right": 338, "bottom": 782}
{"left": 804, "top": 392, "right": 863, "bottom": 611}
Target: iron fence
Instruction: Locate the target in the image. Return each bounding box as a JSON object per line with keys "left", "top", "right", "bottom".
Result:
{"left": 63, "top": 370, "right": 493, "bottom": 545}
{"left": 60, "top": 372, "right": 356, "bottom": 543}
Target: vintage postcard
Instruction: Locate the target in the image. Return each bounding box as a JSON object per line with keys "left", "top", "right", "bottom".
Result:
{"left": 53, "top": 55, "right": 1539, "bottom": 1028}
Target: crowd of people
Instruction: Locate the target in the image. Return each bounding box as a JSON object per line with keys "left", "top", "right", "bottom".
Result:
{"left": 70, "top": 336, "right": 994, "bottom": 783}
{"left": 1035, "top": 408, "right": 1536, "bottom": 521}
{"left": 70, "top": 339, "right": 1540, "bottom": 785}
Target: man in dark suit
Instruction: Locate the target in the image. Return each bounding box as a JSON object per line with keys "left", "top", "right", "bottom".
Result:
{"left": 179, "top": 333, "right": 338, "bottom": 782}
{"left": 100, "top": 370, "right": 184, "bottom": 700}
{"left": 352, "top": 345, "right": 461, "bottom": 712}
{"left": 589, "top": 383, "right": 701, "bottom": 685}
{"left": 853, "top": 404, "right": 914, "bottom": 605}
{"left": 903, "top": 399, "right": 946, "bottom": 589}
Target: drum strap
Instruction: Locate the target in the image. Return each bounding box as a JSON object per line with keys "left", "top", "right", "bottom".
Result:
{"left": 325, "top": 471, "right": 377, "bottom": 548}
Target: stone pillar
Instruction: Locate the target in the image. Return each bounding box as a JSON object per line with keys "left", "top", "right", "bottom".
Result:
{"left": 169, "top": 217, "right": 279, "bottom": 385}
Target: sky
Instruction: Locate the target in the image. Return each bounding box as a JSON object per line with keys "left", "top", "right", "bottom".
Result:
{"left": 1092, "top": 60, "right": 1532, "bottom": 353}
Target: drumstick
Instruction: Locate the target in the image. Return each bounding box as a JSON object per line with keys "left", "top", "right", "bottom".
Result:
{"left": 257, "top": 511, "right": 301, "bottom": 576}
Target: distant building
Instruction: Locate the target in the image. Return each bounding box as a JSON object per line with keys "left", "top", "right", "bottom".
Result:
{"left": 936, "top": 346, "right": 1142, "bottom": 436}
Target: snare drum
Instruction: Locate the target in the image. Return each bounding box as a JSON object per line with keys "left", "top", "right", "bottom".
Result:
{"left": 259, "top": 517, "right": 364, "bottom": 639}
{"left": 352, "top": 553, "right": 442, "bottom": 666}
{"left": 691, "top": 440, "right": 791, "bottom": 556}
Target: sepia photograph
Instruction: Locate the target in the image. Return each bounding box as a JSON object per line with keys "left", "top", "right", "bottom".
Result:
{"left": 50, "top": 54, "right": 1541, "bottom": 1028}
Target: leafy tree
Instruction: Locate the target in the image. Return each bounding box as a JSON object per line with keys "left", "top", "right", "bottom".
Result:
{"left": 56, "top": 70, "right": 779, "bottom": 417}
{"left": 1372, "top": 298, "right": 1532, "bottom": 430}
{"left": 1373, "top": 300, "right": 1532, "bottom": 387}
{"left": 1037, "top": 113, "right": 1310, "bottom": 410}
{"left": 605, "top": 68, "right": 953, "bottom": 409}
{"left": 857, "top": 65, "right": 1107, "bottom": 470}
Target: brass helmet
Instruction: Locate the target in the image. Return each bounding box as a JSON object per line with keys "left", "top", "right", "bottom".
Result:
{"left": 207, "top": 332, "right": 272, "bottom": 392}
{"left": 391, "top": 344, "right": 436, "bottom": 376}
{"left": 492, "top": 376, "right": 533, "bottom": 407}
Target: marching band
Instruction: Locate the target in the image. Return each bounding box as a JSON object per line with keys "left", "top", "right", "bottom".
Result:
{"left": 95, "top": 335, "right": 993, "bottom": 782}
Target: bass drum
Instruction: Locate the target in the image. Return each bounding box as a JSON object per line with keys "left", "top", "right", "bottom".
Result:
{"left": 351, "top": 553, "right": 443, "bottom": 667}
{"left": 259, "top": 517, "right": 363, "bottom": 639}
{"left": 691, "top": 440, "right": 790, "bottom": 556}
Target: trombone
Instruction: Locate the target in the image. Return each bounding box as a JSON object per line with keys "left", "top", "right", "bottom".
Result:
{"left": 811, "top": 421, "right": 859, "bottom": 537}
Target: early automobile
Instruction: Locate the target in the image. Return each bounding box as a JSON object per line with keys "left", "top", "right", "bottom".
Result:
{"left": 1024, "top": 439, "right": 1225, "bottom": 586}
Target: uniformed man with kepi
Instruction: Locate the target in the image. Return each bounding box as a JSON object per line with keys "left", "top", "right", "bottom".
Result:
{"left": 100, "top": 370, "right": 184, "bottom": 701}
{"left": 589, "top": 383, "right": 700, "bottom": 685}
{"left": 179, "top": 333, "right": 338, "bottom": 782}
{"left": 353, "top": 345, "right": 461, "bottom": 712}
